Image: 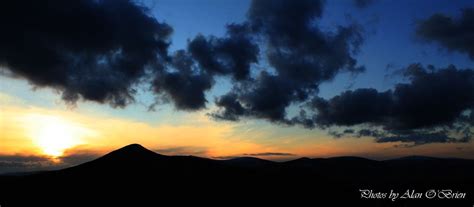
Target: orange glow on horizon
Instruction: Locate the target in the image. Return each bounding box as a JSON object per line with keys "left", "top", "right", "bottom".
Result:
{"left": 1, "top": 97, "right": 473, "bottom": 162}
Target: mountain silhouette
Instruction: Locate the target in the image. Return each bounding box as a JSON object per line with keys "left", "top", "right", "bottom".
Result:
{"left": 0, "top": 144, "right": 473, "bottom": 207}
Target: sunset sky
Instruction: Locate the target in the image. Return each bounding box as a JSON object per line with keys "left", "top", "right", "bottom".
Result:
{"left": 1, "top": 0, "right": 473, "bottom": 173}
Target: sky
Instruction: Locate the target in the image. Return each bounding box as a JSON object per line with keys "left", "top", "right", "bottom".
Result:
{"left": 1, "top": 0, "right": 473, "bottom": 173}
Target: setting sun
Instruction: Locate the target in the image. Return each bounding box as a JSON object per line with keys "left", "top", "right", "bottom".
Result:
{"left": 23, "top": 114, "right": 95, "bottom": 157}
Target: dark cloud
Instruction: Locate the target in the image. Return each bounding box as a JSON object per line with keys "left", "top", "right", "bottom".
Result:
{"left": 416, "top": 8, "right": 474, "bottom": 59}
{"left": 150, "top": 23, "right": 259, "bottom": 111}
{"left": 2, "top": 0, "right": 469, "bottom": 149}
{"left": 357, "top": 129, "right": 385, "bottom": 138}
{"left": 153, "top": 72, "right": 213, "bottom": 110}
{"left": 212, "top": 156, "right": 241, "bottom": 160}
{"left": 310, "top": 88, "right": 392, "bottom": 127}
{"left": 212, "top": 92, "right": 246, "bottom": 121}
{"left": 308, "top": 64, "right": 474, "bottom": 145}
{"left": 329, "top": 128, "right": 384, "bottom": 138}
{"left": 226, "top": 73, "right": 309, "bottom": 124}
{"left": 152, "top": 50, "right": 214, "bottom": 110}
{"left": 59, "top": 152, "right": 100, "bottom": 166}
{"left": 212, "top": 152, "right": 295, "bottom": 160}
{"left": 151, "top": 22, "right": 260, "bottom": 111}
{"left": 0, "top": 0, "right": 365, "bottom": 114}
{"left": 187, "top": 24, "right": 259, "bottom": 81}
{"left": 328, "top": 130, "right": 349, "bottom": 138}
{"left": 460, "top": 109, "right": 474, "bottom": 125}
{"left": 243, "top": 152, "right": 295, "bottom": 156}
{"left": 211, "top": 0, "right": 364, "bottom": 123}
{"left": 0, "top": 155, "right": 49, "bottom": 163}
{"left": 376, "top": 132, "right": 471, "bottom": 147}
{"left": 0, "top": 153, "right": 98, "bottom": 174}
{"left": 354, "top": 0, "right": 375, "bottom": 9}
{"left": 328, "top": 127, "right": 472, "bottom": 146}
{"left": 327, "top": 128, "right": 357, "bottom": 138}
{"left": 0, "top": 0, "right": 172, "bottom": 107}
{"left": 309, "top": 64, "right": 474, "bottom": 131}
{"left": 0, "top": 155, "right": 52, "bottom": 174}
{"left": 154, "top": 146, "right": 208, "bottom": 156}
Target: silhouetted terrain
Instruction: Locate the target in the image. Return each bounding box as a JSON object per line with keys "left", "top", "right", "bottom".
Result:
{"left": 0, "top": 144, "right": 473, "bottom": 206}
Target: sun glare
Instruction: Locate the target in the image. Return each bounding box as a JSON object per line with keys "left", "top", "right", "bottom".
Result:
{"left": 23, "top": 114, "right": 95, "bottom": 157}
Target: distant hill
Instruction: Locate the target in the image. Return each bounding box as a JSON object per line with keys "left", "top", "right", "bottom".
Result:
{"left": 0, "top": 144, "right": 473, "bottom": 207}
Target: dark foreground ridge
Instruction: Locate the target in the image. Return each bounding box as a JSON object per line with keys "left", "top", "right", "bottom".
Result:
{"left": 0, "top": 144, "right": 473, "bottom": 206}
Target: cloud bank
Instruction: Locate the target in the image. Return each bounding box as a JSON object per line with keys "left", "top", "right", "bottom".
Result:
{"left": 0, "top": 0, "right": 172, "bottom": 107}
{"left": 0, "top": 0, "right": 472, "bottom": 146}
{"left": 417, "top": 8, "right": 474, "bottom": 59}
